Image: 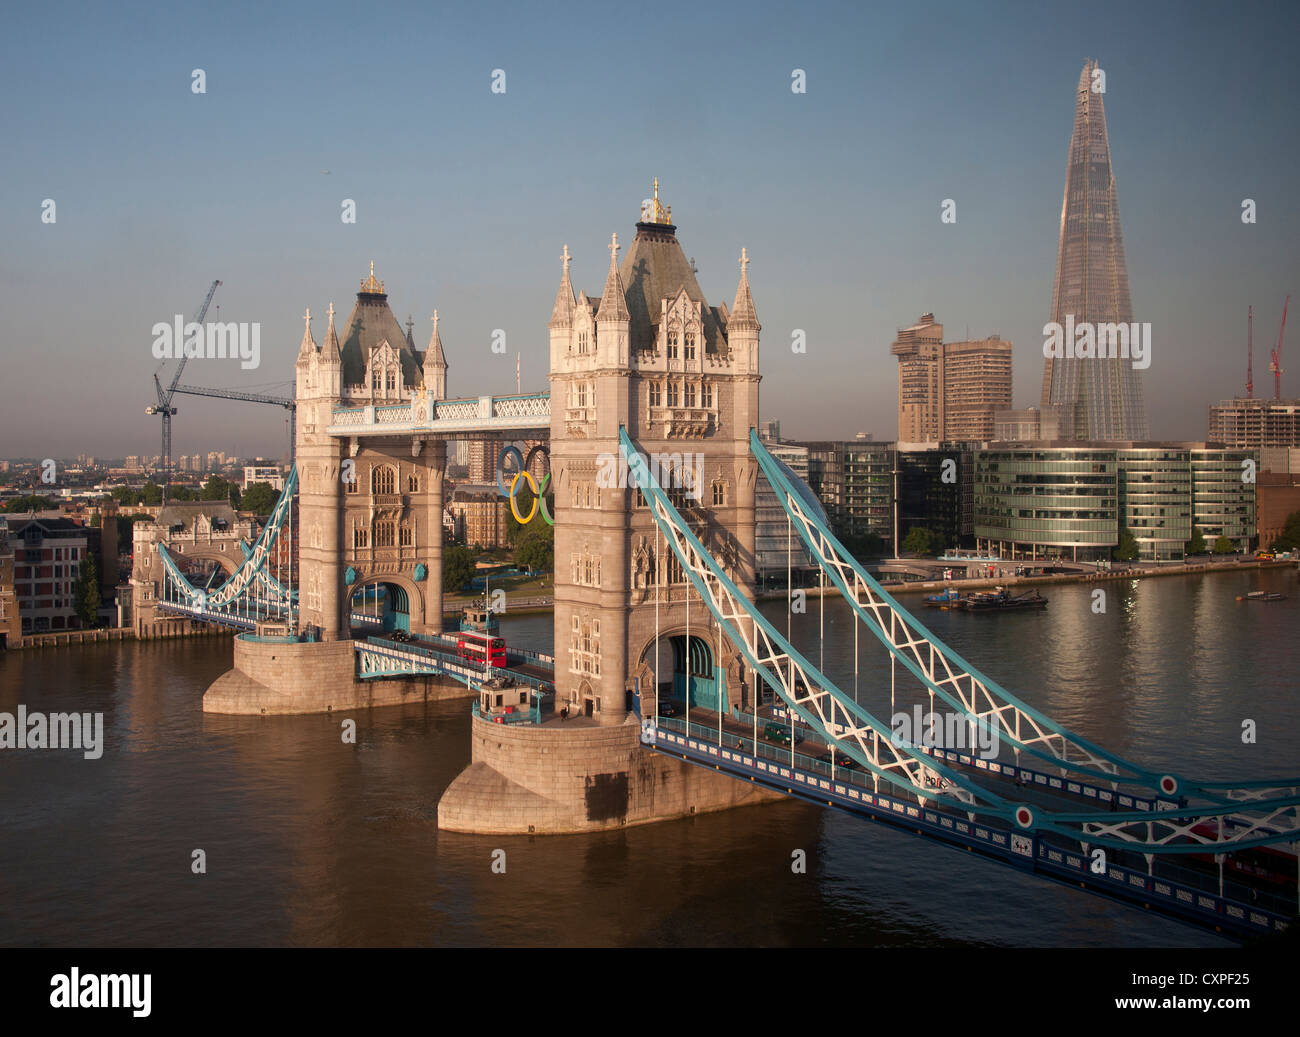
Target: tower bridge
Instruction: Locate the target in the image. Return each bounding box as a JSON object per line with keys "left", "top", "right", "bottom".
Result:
{"left": 158, "top": 184, "right": 1298, "bottom": 940}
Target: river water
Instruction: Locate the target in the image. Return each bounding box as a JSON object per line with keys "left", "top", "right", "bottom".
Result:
{"left": 1, "top": 568, "right": 1295, "bottom": 947}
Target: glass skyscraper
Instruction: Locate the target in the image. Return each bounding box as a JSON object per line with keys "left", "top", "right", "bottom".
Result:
{"left": 1040, "top": 59, "right": 1150, "bottom": 440}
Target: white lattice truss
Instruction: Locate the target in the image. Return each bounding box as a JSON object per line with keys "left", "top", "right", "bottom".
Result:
{"left": 625, "top": 429, "right": 1300, "bottom": 854}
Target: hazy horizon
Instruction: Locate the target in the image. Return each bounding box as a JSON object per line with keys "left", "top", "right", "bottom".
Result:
{"left": 2, "top": 0, "right": 1297, "bottom": 458}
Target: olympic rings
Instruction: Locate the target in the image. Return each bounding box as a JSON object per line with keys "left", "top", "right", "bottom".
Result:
{"left": 497, "top": 445, "right": 554, "bottom": 526}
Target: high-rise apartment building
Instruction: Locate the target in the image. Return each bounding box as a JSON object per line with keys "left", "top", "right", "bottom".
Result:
{"left": 1207, "top": 398, "right": 1300, "bottom": 450}
{"left": 1040, "top": 60, "right": 1149, "bottom": 440}
{"left": 891, "top": 313, "right": 1012, "bottom": 443}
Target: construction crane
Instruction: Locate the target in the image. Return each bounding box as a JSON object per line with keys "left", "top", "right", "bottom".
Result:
{"left": 171, "top": 384, "right": 296, "bottom": 462}
{"left": 1269, "top": 294, "right": 1290, "bottom": 400}
{"left": 146, "top": 280, "right": 222, "bottom": 506}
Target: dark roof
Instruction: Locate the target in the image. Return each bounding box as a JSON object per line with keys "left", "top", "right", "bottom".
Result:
{"left": 155, "top": 501, "right": 239, "bottom": 531}
{"left": 618, "top": 222, "right": 728, "bottom": 354}
{"left": 338, "top": 290, "right": 424, "bottom": 389}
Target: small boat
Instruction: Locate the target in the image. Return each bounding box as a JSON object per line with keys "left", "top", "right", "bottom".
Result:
{"left": 924, "top": 588, "right": 962, "bottom": 608}
{"left": 959, "top": 587, "right": 1048, "bottom": 611}
{"left": 1237, "top": 591, "right": 1287, "bottom": 601}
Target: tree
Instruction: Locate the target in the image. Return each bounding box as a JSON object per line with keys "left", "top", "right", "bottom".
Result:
{"left": 111, "top": 486, "right": 143, "bottom": 505}
{"left": 88, "top": 511, "right": 101, "bottom": 528}
{"left": 901, "top": 527, "right": 934, "bottom": 556}
{"left": 516, "top": 525, "right": 554, "bottom": 573}
{"left": 1213, "top": 535, "right": 1234, "bottom": 555}
{"left": 241, "top": 481, "right": 279, "bottom": 518}
{"left": 141, "top": 482, "right": 163, "bottom": 506}
{"left": 443, "top": 545, "right": 477, "bottom": 593}
{"left": 201, "top": 475, "right": 239, "bottom": 506}
{"left": 841, "top": 530, "right": 885, "bottom": 562}
{"left": 2, "top": 495, "right": 55, "bottom": 513}
{"left": 73, "top": 551, "right": 100, "bottom": 628}
{"left": 1113, "top": 526, "right": 1139, "bottom": 562}
{"left": 1271, "top": 510, "right": 1300, "bottom": 552}
{"left": 1185, "top": 526, "right": 1207, "bottom": 555}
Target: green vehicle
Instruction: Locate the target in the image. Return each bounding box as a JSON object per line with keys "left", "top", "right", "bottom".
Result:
{"left": 764, "top": 722, "right": 794, "bottom": 746}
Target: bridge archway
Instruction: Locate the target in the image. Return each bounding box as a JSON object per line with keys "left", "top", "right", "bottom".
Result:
{"left": 349, "top": 577, "right": 416, "bottom": 633}
{"left": 670, "top": 634, "right": 723, "bottom": 713}
{"left": 164, "top": 544, "right": 242, "bottom": 579}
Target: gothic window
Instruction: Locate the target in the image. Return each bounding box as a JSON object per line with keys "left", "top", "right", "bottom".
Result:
{"left": 376, "top": 522, "right": 394, "bottom": 548}
{"left": 407, "top": 474, "right": 419, "bottom": 493}
{"left": 386, "top": 369, "right": 397, "bottom": 391}
{"left": 345, "top": 470, "right": 359, "bottom": 493}
{"left": 578, "top": 331, "right": 589, "bottom": 354}
{"left": 685, "top": 383, "right": 697, "bottom": 408}
{"left": 353, "top": 525, "right": 369, "bottom": 549}
{"left": 372, "top": 368, "right": 383, "bottom": 391}
{"left": 702, "top": 382, "right": 714, "bottom": 408}
{"left": 667, "top": 329, "right": 678, "bottom": 359}
{"left": 372, "top": 466, "right": 396, "bottom": 495}
{"left": 667, "top": 382, "right": 679, "bottom": 408}
{"left": 685, "top": 333, "right": 696, "bottom": 361}
{"left": 648, "top": 382, "right": 662, "bottom": 408}
{"left": 713, "top": 481, "right": 726, "bottom": 507}
{"left": 400, "top": 525, "right": 412, "bottom": 547}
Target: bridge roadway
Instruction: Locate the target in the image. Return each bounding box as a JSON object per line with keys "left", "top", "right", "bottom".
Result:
{"left": 356, "top": 628, "right": 556, "bottom": 694}
{"left": 642, "top": 706, "right": 1297, "bottom": 941}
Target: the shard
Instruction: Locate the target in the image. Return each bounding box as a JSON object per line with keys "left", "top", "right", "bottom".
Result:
{"left": 1040, "top": 59, "right": 1149, "bottom": 440}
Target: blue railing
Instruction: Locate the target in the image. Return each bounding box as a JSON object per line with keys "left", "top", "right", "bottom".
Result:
{"left": 472, "top": 701, "right": 542, "bottom": 725}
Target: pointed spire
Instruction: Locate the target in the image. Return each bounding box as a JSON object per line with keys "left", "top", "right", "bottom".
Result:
{"left": 730, "top": 247, "right": 759, "bottom": 330}
{"left": 549, "top": 244, "right": 575, "bottom": 328}
{"left": 598, "top": 233, "right": 629, "bottom": 321}
{"left": 405, "top": 315, "right": 415, "bottom": 350}
{"left": 321, "top": 301, "right": 341, "bottom": 364}
{"left": 297, "top": 308, "right": 316, "bottom": 360}
{"left": 425, "top": 309, "right": 447, "bottom": 369}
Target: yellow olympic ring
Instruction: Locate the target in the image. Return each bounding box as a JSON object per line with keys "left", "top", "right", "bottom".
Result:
{"left": 509, "top": 471, "right": 540, "bottom": 524}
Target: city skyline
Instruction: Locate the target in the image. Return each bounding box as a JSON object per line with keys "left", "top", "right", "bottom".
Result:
{"left": 2, "top": 0, "right": 1297, "bottom": 459}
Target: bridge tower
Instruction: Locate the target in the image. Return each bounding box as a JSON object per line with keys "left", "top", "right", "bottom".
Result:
{"left": 548, "top": 182, "right": 761, "bottom": 724}
{"left": 294, "top": 266, "right": 449, "bottom": 642}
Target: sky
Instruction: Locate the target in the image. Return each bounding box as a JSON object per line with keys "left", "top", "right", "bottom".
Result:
{"left": 1, "top": 0, "right": 1297, "bottom": 459}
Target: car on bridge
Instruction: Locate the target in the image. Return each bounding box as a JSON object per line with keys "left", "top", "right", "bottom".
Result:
{"left": 815, "top": 750, "right": 858, "bottom": 770}
{"left": 764, "top": 722, "right": 802, "bottom": 746}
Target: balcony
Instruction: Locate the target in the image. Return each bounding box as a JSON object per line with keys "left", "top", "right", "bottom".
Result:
{"left": 648, "top": 406, "right": 715, "bottom": 439}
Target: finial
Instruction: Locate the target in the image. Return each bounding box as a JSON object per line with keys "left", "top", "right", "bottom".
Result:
{"left": 562, "top": 244, "right": 571, "bottom": 275}
{"left": 609, "top": 232, "right": 620, "bottom": 262}
{"left": 328, "top": 301, "right": 334, "bottom": 322}
{"left": 432, "top": 309, "right": 439, "bottom": 330}
{"left": 360, "top": 261, "right": 384, "bottom": 293}
{"left": 647, "top": 178, "right": 671, "bottom": 224}
{"left": 740, "top": 247, "right": 750, "bottom": 276}
{"left": 303, "top": 308, "right": 311, "bottom": 327}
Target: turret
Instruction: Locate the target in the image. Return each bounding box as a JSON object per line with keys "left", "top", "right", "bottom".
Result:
{"left": 295, "top": 308, "right": 316, "bottom": 399}
{"left": 318, "top": 301, "right": 342, "bottom": 399}
{"left": 729, "top": 248, "right": 760, "bottom": 374}
{"left": 596, "top": 232, "right": 629, "bottom": 368}
{"left": 549, "top": 245, "right": 575, "bottom": 372}
{"left": 423, "top": 309, "right": 448, "bottom": 400}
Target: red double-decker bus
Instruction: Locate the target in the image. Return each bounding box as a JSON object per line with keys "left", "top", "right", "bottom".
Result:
{"left": 457, "top": 631, "right": 507, "bottom": 669}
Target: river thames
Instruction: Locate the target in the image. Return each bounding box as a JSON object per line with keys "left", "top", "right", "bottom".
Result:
{"left": 1, "top": 567, "right": 1295, "bottom": 947}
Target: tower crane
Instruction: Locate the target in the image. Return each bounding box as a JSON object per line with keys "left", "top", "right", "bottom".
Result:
{"left": 171, "top": 384, "right": 297, "bottom": 462}
{"left": 146, "top": 280, "right": 222, "bottom": 506}
{"left": 1270, "top": 294, "right": 1289, "bottom": 400}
